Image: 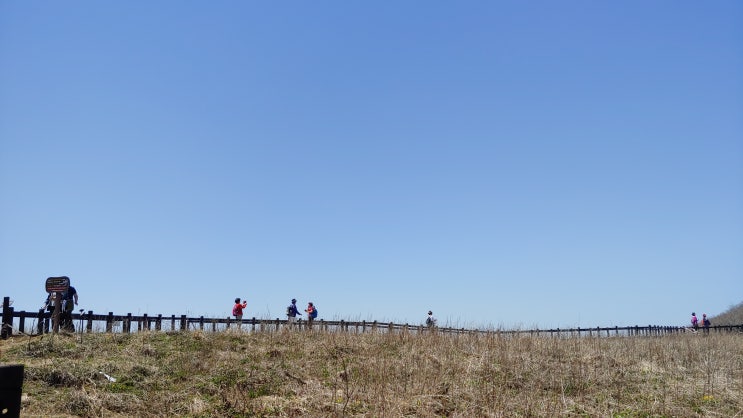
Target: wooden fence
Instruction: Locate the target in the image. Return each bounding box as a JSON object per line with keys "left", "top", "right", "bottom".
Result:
{"left": 2, "top": 297, "right": 741, "bottom": 339}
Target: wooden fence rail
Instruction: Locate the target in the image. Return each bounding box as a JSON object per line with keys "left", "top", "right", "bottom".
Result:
{"left": 2, "top": 297, "right": 742, "bottom": 339}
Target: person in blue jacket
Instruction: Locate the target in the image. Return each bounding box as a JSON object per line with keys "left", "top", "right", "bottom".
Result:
{"left": 286, "top": 298, "right": 301, "bottom": 328}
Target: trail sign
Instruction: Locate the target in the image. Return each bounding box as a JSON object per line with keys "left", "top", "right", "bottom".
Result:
{"left": 45, "top": 276, "right": 70, "bottom": 293}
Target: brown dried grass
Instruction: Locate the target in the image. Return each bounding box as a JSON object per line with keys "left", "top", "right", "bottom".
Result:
{"left": 2, "top": 329, "right": 741, "bottom": 417}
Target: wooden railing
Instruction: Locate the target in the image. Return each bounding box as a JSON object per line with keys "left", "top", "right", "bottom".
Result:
{"left": 2, "top": 296, "right": 741, "bottom": 339}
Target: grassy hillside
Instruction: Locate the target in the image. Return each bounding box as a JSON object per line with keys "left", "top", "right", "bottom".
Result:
{"left": 710, "top": 301, "right": 743, "bottom": 326}
{"left": 1, "top": 329, "right": 742, "bottom": 417}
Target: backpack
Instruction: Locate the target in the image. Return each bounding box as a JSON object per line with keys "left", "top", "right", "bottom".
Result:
{"left": 311, "top": 307, "right": 318, "bottom": 319}
{"left": 45, "top": 294, "right": 55, "bottom": 312}
{"left": 62, "top": 299, "right": 74, "bottom": 313}
{"left": 286, "top": 305, "right": 292, "bottom": 316}
{"left": 62, "top": 287, "right": 76, "bottom": 312}
{"left": 232, "top": 305, "right": 240, "bottom": 316}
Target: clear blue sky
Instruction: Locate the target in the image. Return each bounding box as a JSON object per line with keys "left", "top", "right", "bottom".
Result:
{"left": 1, "top": 2, "right": 741, "bottom": 329}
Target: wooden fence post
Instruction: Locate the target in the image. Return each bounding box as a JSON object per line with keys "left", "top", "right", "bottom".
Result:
{"left": 18, "top": 311, "right": 25, "bottom": 335}
{"left": 106, "top": 312, "right": 114, "bottom": 333}
{"left": 1, "top": 297, "right": 11, "bottom": 339}
{"left": 86, "top": 310, "right": 93, "bottom": 333}
{"left": 180, "top": 315, "right": 187, "bottom": 331}
{"left": 199, "top": 316, "right": 204, "bottom": 331}
{"left": 125, "top": 313, "right": 132, "bottom": 333}
{"left": 4, "top": 307, "right": 13, "bottom": 338}
{"left": 37, "top": 309, "right": 45, "bottom": 335}
{"left": 156, "top": 314, "right": 162, "bottom": 331}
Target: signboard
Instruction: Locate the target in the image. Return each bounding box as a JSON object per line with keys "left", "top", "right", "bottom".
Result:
{"left": 45, "top": 276, "right": 70, "bottom": 293}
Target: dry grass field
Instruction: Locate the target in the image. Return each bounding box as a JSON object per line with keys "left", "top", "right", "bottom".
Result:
{"left": 1, "top": 327, "right": 741, "bottom": 417}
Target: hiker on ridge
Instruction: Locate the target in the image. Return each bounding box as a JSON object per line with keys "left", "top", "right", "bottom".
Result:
{"left": 286, "top": 298, "right": 301, "bottom": 328}
{"left": 426, "top": 310, "right": 437, "bottom": 328}
{"left": 233, "top": 298, "right": 248, "bottom": 329}
{"left": 702, "top": 314, "right": 711, "bottom": 333}
{"left": 305, "top": 302, "right": 316, "bottom": 329}
{"left": 59, "top": 285, "right": 78, "bottom": 332}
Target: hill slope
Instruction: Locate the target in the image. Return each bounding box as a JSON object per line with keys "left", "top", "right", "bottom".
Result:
{"left": 710, "top": 301, "right": 743, "bottom": 325}
{"left": 1, "top": 330, "right": 742, "bottom": 417}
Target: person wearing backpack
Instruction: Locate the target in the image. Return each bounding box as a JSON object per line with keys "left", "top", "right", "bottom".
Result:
{"left": 286, "top": 298, "right": 301, "bottom": 329}
{"left": 702, "top": 314, "right": 711, "bottom": 333}
{"left": 233, "top": 298, "right": 248, "bottom": 329}
{"left": 426, "top": 310, "right": 437, "bottom": 329}
{"left": 691, "top": 312, "right": 699, "bottom": 331}
{"left": 305, "top": 302, "right": 317, "bottom": 329}
{"left": 60, "top": 285, "right": 78, "bottom": 332}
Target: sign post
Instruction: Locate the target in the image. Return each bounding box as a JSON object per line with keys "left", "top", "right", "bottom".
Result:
{"left": 45, "top": 276, "right": 69, "bottom": 333}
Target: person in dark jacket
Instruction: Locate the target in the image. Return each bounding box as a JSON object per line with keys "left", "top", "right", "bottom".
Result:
{"left": 286, "top": 298, "right": 301, "bottom": 328}
{"left": 59, "top": 286, "right": 78, "bottom": 332}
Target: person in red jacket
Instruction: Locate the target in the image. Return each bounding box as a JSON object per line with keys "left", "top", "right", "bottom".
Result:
{"left": 304, "top": 302, "right": 316, "bottom": 329}
{"left": 233, "top": 298, "right": 248, "bottom": 329}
